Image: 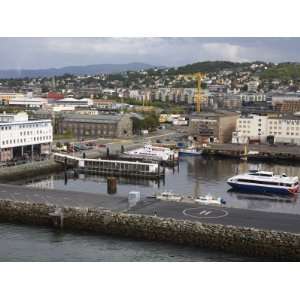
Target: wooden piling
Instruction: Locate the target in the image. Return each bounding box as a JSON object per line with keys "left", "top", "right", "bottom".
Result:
{"left": 107, "top": 177, "right": 117, "bottom": 194}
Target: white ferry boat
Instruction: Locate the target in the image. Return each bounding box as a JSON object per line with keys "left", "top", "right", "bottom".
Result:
{"left": 227, "top": 170, "right": 299, "bottom": 195}
{"left": 124, "top": 144, "right": 178, "bottom": 161}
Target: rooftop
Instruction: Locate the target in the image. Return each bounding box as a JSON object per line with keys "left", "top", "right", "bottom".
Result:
{"left": 63, "top": 113, "right": 126, "bottom": 124}
{"left": 190, "top": 110, "right": 239, "bottom": 119}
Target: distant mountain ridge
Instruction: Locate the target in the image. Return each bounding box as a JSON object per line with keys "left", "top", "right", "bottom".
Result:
{"left": 0, "top": 62, "right": 157, "bottom": 79}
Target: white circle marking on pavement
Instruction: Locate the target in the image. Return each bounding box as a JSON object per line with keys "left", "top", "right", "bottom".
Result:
{"left": 182, "top": 207, "right": 229, "bottom": 219}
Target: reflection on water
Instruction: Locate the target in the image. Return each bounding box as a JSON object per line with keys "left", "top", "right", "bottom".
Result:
{"left": 16, "top": 157, "right": 300, "bottom": 215}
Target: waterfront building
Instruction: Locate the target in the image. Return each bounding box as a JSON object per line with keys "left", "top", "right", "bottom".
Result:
{"left": 58, "top": 113, "right": 133, "bottom": 139}
{"left": 0, "top": 112, "right": 52, "bottom": 161}
{"left": 268, "top": 115, "right": 300, "bottom": 145}
{"left": 232, "top": 113, "right": 300, "bottom": 145}
{"left": 232, "top": 114, "right": 268, "bottom": 144}
{"left": 188, "top": 111, "right": 239, "bottom": 144}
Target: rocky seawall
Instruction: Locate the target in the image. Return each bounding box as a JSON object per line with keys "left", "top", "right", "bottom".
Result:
{"left": 0, "top": 199, "right": 299, "bottom": 260}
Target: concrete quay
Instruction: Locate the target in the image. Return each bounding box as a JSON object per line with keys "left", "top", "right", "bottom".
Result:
{"left": 0, "top": 183, "right": 299, "bottom": 260}
{"left": 202, "top": 143, "right": 300, "bottom": 161}
{"left": 0, "top": 159, "right": 63, "bottom": 182}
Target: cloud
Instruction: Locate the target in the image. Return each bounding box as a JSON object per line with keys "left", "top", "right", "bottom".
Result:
{"left": 0, "top": 37, "right": 300, "bottom": 69}
{"left": 201, "top": 42, "right": 248, "bottom": 62}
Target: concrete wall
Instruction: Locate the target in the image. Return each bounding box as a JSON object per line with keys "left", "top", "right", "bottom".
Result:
{"left": 218, "top": 115, "right": 239, "bottom": 143}
{"left": 116, "top": 115, "right": 133, "bottom": 138}
{"left": 0, "top": 159, "right": 63, "bottom": 182}
{"left": 0, "top": 199, "right": 299, "bottom": 260}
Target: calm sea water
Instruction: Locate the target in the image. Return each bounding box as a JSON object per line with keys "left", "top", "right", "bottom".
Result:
{"left": 20, "top": 157, "right": 300, "bottom": 215}
{"left": 0, "top": 222, "right": 255, "bottom": 262}
{"left": 2, "top": 156, "right": 299, "bottom": 261}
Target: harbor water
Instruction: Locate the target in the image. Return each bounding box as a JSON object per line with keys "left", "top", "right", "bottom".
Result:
{"left": 0, "top": 223, "right": 254, "bottom": 262}
{"left": 18, "top": 156, "right": 300, "bottom": 215}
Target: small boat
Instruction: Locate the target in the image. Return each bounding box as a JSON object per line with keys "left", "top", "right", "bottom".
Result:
{"left": 194, "top": 194, "right": 226, "bottom": 205}
{"left": 155, "top": 191, "right": 182, "bottom": 201}
{"left": 179, "top": 147, "right": 203, "bottom": 156}
{"left": 227, "top": 170, "right": 299, "bottom": 195}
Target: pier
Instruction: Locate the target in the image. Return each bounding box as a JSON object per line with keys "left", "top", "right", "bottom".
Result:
{"left": 202, "top": 143, "right": 300, "bottom": 161}
{"left": 0, "top": 183, "right": 299, "bottom": 260}
{"left": 54, "top": 153, "right": 165, "bottom": 179}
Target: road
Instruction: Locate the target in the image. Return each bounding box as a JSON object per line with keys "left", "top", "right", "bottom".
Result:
{"left": 59, "top": 129, "right": 186, "bottom": 157}
{"left": 0, "top": 183, "right": 299, "bottom": 234}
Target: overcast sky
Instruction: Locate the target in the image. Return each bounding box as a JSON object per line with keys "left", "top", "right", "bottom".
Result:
{"left": 0, "top": 37, "right": 300, "bottom": 70}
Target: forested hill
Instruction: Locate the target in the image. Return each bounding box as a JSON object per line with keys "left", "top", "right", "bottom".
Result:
{"left": 165, "top": 61, "right": 254, "bottom": 75}
{"left": 260, "top": 63, "right": 300, "bottom": 80}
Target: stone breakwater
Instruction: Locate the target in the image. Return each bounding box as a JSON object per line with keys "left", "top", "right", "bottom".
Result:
{"left": 0, "top": 199, "right": 299, "bottom": 260}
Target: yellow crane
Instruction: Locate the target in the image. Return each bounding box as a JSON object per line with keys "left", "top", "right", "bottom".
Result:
{"left": 193, "top": 72, "right": 205, "bottom": 113}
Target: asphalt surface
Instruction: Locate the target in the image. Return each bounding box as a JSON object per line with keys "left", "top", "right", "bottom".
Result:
{"left": 0, "top": 183, "right": 128, "bottom": 212}
{"left": 129, "top": 199, "right": 300, "bottom": 234}
{"left": 0, "top": 183, "right": 299, "bottom": 234}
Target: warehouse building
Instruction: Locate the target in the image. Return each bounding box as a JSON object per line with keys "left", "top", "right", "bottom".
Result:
{"left": 58, "top": 113, "right": 133, "bottom": 139}
{"left": 188, "top": 111, "right": 239, "bottom": 144}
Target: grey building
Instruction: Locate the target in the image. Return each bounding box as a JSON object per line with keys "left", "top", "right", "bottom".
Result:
{"left": 58, "top": 114, "right": 133, "bottom": 139}
{"left": 188, "top": 111, "right": 239, "bottom": 144}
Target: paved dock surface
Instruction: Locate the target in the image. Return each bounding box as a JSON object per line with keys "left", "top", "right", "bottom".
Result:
{"left": 129, "top": 199, "right": 300, "bottom": 234}
{"left": 0, "top": 183, "right": 299, "bottom": 234}
{"left": 0, "top": 183, "right": 128, "bottom": 212}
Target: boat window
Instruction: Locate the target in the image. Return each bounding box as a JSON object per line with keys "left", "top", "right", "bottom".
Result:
{"left": 256, "top": 173, "right": 272, "bottom": 177}
{"left": 237, "top": 179, "right": 281, "bottom": 186}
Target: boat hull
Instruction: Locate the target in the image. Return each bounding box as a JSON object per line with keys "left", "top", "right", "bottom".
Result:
{"left": 179, "top": 151, "right": 203, "bottom": 157}
{"left": 227, "top": 181, "right": 297, "bottom": 195}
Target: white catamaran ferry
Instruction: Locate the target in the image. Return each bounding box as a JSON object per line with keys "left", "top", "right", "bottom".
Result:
{"left": 124, "top": 144, "right": 178, "bottom": 161}
{"left": 227, "top": 170, "right": 299, "bottom": 195}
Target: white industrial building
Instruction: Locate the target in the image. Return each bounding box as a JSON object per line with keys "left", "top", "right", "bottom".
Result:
{"left": 0, "top": 112, "right": 53, "bottom": 162}
{"left": 9, "top": 96, "right": 48, "bottom": 108}
{"left": 232, "top": 115, "right": 268, "bottom": 143}
{"left": 232, "top": 114, "right": 300, "bottom": 145}
{"left": 55, "top": 97, "right": 93, "bottom": 107}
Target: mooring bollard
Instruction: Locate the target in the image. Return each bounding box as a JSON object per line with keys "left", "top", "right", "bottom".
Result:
{"left": 107, "top": 177, "right": 117, "bottom": 194}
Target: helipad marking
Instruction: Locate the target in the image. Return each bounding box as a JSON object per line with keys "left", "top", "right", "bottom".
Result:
{"left": 199, "top": 210, "right": 211, "bottom": 216}
{"left": 183, "top": 207, "right": 229, "bottom": 219}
